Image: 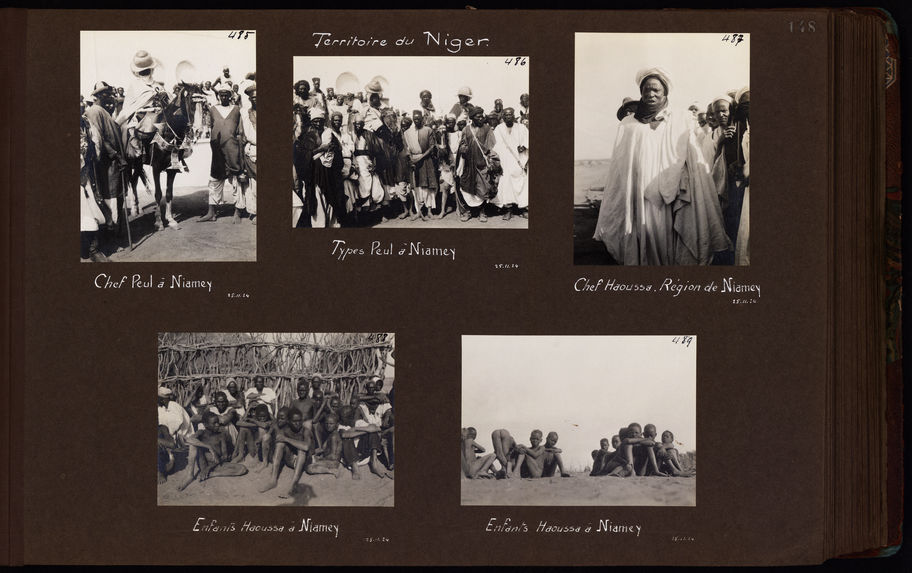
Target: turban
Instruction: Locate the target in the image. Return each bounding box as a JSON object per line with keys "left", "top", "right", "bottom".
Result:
{"left": 635, "top": 67, "right": 672, "bottom": 94}
{"left": 735, "top": 86, "right": 750, "bottom": 104}
{"left": 157, "top": 386, "right": 173, "bottom": 398}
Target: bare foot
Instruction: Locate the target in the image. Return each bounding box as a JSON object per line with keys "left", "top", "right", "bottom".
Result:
{"left": 177, "top": 473, "right": 195, "bottom": 491}
{"left": 158, "top": 471, "right": 167, "bottom": 485}
{"left": 278, "top": 484, "right": 296, "bottom": 498}
{"left": 198, "top": 211, "right": 217, "bottom": 222}
{"left": 397, "top": 210, "right": 409, "bottom": 220}
{"left": 351, "top": 469, "right": 361, "bottom": 480}
{"left": 561, "top": 472, "right": 573, "bottom": 478}
{"left": 258, "top": 479, "right": 278, "bottom": 493}
{"left": 369, "top": 461, "right": 386, "bottom": 479}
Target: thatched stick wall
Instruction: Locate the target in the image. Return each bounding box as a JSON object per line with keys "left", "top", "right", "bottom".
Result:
{"left": 158, "top": 332, "right": 394, "bottom": 408}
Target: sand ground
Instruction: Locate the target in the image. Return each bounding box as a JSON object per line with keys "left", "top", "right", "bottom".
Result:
{"left": 92, "top": 141, "right": 256, "bottom": 262}
{"left": 158, "top": 453, "right": 394, "bottom": 507}
{"left": 461, "top": 473, "right": 695, "bottom": 506}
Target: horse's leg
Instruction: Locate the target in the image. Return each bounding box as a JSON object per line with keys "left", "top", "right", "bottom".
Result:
{"left": 152, "top": 166, "right": 164, "bottom": 231}
{"left": 165, "top": 170, "right": 180, "bottom": 229}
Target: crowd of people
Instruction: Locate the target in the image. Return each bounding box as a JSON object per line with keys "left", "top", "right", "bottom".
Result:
{"left": 80, "top": 51, "right": 257, "bottom": 261}
{"left": 293, "top": 76, "right": 530, "bottom": 227}
{"left": 461, "top": 422, "right": 693, "bottom": 479}
{"left": 593, "top": 68, "right": 750, "bottom": 265}
{"left": 158, "top": 374, "right": 394, "bottom": 498}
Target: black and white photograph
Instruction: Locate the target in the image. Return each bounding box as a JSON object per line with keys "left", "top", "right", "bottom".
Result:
{"left": 292, "top": 56, "right": 530, "bottom": 228}
{"left": 461, "top": 335, "right": 696, "bottom": 506}
{"left": 157, "top": 332, "right": 395, "bottom": 506}
{"left": 80, "top": 30, "right": 257, "bottom": 262}
{"left": 574, "top": 33, "right": 750, "bottom": 266}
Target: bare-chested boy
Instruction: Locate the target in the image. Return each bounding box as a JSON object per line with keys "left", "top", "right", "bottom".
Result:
{"left": 254, "top": 406, "right": 289, "bottom": 473}
{"left": 491, "top": 428, "right": 518, "bottom": 478}
{"left": 258, "top": 407, "right": 313, "bottom": 497}
{"left": 177, "top": 412, "right": 248, "bottom": 491}
{"left": 306, "top": 414, "right": 345, "bottom": 477}
{"left": 590, "top": 438, "right": 614, "bottom": 476}
{"left": 633, "top": 423, "right": 667, "bottom": 476}
{"left": 595, "top": 428, "right": 636, "bottom": 477}
{"left": 231, "top": 404, "right": 272, "bottom": 464}
{"left": 461, "top": 427, "right": 495, "bottom": 479}
{"left": 516, "top": 430, "right": 571, "bottom": 478}
{"left": 291, "top": 380, "right": 316, "bottom": 425}
{"left": 655, "top": 430, "right": 695, "bottom": 476}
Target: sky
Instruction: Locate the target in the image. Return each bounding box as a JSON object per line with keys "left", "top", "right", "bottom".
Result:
{"left": 80, "top": 30, "right": 257, "bottom": 97}
{"left": 462, "top": 335, "right": 697, "bottom": 471}
{"left": 293, "top": 56, "right": 529, "bottom": 116}
{"left": 575, "top": 33, "right": 750, "bottom": 160}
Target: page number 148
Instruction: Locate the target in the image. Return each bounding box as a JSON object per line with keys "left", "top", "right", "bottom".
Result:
{"left": 789, "top": 20, "right": 816, "bottom": 32}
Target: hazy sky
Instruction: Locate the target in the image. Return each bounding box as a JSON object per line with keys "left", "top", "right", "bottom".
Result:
{"left": 80, "top": 30, "right": 257, "bottom": 97}
{"left": 293, "top": 56, "right": 529, "bottom": 116}
{"left": 462, "top": 335, "right": 697, "bottom": 471}
{"left": 575, "top": 33, "right": 750, "bottom": 160}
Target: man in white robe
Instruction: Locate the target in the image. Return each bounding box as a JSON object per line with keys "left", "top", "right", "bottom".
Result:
{"left": 492, "top": 108, "right": 529, "bottom": 220}
{"left": 594, "top": 68, "right": 730, "bottom": 265}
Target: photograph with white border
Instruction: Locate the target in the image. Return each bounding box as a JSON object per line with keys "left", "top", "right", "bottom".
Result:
{"left": 574, "top": 33, "right": 750, "bottom": 266}
{"left": 462, "top": 335, "right": 696, "bottom": 506}
{"left": 292, "top": 56, "right": 530, "bottom": 228}
{"left": 80, "top": 30, "right": 257, "bottom": 262}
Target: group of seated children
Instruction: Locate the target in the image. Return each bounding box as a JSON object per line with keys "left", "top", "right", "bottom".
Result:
{"left": 461, "top": 427, "right": 572, "bottom": 480}
{"left": 589, "top": 423, "right": 694, "bottom": 477}
{"left": 160, "top": 374, "right": 394, "bottom": 497}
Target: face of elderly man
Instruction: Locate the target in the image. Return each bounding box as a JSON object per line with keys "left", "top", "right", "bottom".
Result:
{"left": 411, "top": 111, "right": 424, "bottom": 129}
{"left": 331, "top": 113, "right": 343, "bottom": 132}
{"left": 640, "top": 77, "right": 666, "bottom": 107}
{"left": 502, "top": 108, "right": 516, "bottom": 127}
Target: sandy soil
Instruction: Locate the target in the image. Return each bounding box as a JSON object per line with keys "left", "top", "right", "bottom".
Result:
{"left": 94, "top": 141, "right": 256, "bottom": 262}
{"left": 158, "top": 454, "right": 394, "bottom": 507}
{"left": 461, "top": 474, "right": 695, "bottom": 506}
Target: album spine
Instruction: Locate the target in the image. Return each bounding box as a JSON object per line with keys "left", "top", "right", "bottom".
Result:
{"left": 0, "top": 7, "right": 26, "bottom": 568}
{"left": 830, "top": 7, "right": 903, "bottom": 560}
{"left": 876, "top": 7, "right": 903, "bottom": 559}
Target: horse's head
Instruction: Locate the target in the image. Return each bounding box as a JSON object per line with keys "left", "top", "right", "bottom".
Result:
{"left": 161, "top": 82, "right": 204, "bottom": 142}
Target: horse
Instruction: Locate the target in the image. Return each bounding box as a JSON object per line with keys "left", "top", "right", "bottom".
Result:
{"left": 125, "top": 83, "right": 204, "bottom": 231}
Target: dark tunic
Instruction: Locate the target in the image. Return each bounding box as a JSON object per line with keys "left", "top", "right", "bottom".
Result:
{"left": 83, "top": 105, "right": 126, "bottom": 200}
{"left": 458, "top": 123, "right": 498, "bottom": 200}
{"left": 208, "top": 104, "right": 242, "bottom": 180}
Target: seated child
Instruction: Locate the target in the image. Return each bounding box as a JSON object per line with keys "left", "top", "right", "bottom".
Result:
{"left": 158, "top": 424, "right": 177, "bottom": 484}
{"left": 177, "top": 412, "right": 248, "bottom": 491}
{"left": 655, "top": 430, "right": 695, "bottom": 476}
{"left": 254, "top": 406, "right": 289, "bottom": 473}
{"left": 461, "top": 427, "right": 495, "bottom": 479}
{"left": 231, "top": 403, "right": 272, "bottom": 464}
{"left": 517, "top": 430, "right": 571, "bottom": 478}
{"left": 590, "top": 437, "right": 614, "bottom": 476}
{"left": 633, "top": 423, "right": 667, "bottom": 476}
{"left": 258, "top": 407, "right": 313, "bottom": 497}
{"left": 306, "top": 413, "right": 345, "bottom": 477}
{"left": 491, "top": 429, "right": 518, "bottom": 478}
{"left": 598, "top": 427, "right": 636, "bottom": 477}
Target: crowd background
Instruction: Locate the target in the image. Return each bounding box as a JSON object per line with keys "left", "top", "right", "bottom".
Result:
{"left": 292, "top": 57, "right": 530, "bottom": 227}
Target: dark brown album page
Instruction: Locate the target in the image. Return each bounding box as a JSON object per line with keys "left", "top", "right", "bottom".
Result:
{"left": 20, "top": 9, "right": 830, "bottom": 566}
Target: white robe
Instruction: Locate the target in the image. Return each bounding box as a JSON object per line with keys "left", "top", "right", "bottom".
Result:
{"left": 594, "top": 108, "right": 729, "bottom": 265}
{"left": 492, "top": 122, "right": 529, "bottom": 208}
